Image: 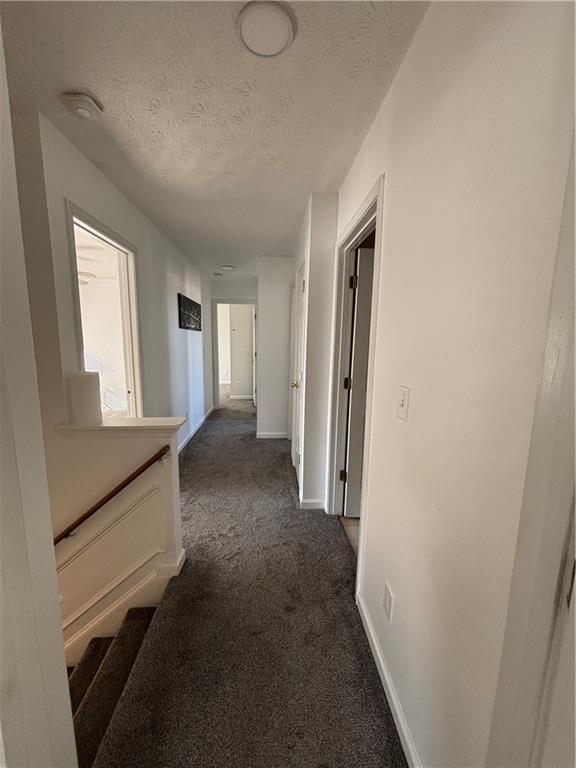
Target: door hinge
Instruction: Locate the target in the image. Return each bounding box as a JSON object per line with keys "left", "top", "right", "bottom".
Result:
{"left": 339, "top": 469, "right": 347, "bottom": 482}
{"left": 349, "top": 275, "right": 358, "bottom": 290}
{"left": 302, "top": 279, "right": 306, "bottom": 293}
{"left": 297, "top": 453, "right": 301, "bottom": 466}
{"left": 343, "top": 376, "right": 352, "bottom": 390}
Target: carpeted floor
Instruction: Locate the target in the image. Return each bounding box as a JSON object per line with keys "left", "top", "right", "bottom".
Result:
{"left": 219, "top": 382, "right": 231, "bottom": 405}
{"left": 94, "top": 401, "right": 407, "bottom": 768}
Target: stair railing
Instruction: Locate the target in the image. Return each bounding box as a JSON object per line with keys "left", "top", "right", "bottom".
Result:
{"left": 53, "top": 444, "right": 171, "bottom": 546}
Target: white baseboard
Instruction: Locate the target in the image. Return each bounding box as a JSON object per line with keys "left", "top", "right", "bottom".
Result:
{"left": 300, "top": 499, "right": 325, "bottom": 511}
{"left": 157, "top": 547, "right": 186, "bottom": 578}
{"left": 256, "top": 432, "right": 288, "bottom": 439}
{"left": 356, "top": 592, "right": 422, "bottom": 768}
{"left": 64, "top": 566, "right": 167, "bottom": 665}
{"left": 229, "top": 395, "right": 253, "bottom": 400}
{"left": 63, "top": 551, "right": 186, "bottom": 665}
{"left": 178, "top": 408, "right": 214, "bottom": 453}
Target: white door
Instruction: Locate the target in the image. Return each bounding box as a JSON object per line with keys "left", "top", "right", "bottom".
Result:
{"left": 343, "top": 248, "right": 374, "bottom": 518}
{"left": 252, "top": 306, "right": 257, "bottom": 406}
{"left": 291, "top": 263, "right": 305, "bottom": 480}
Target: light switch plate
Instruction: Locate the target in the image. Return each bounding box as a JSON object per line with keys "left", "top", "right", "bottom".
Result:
{"left": 397, "top": 385, "right": 410, "bottom": 421}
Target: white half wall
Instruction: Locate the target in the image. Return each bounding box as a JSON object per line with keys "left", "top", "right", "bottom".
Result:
{"left": 255, "top": 257, "right": 293, "bottom": 438}
{"left": 229, "top": 304, "right": 253, "bottom": 398}
{"left": 56, "top": 421, "right": 185, "bottom": 664}
{"left": 337, "top": 4, "right": 574, "bottom": 767}
{"left": 217, "top": 303, "right": 231, "bottom": 384}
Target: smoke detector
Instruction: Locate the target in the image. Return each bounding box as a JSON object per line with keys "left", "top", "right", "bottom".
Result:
{"left": 237, "top": 2, "right": 296, "bottom": 57}
{"left": 60, "top": 91, "right": 104, "bottom": 120}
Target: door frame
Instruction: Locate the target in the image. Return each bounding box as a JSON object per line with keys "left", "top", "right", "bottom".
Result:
{"left": 327, "top": 176, "right": 385, "bottom": 590}
{"left": 487, "top": 152, "right": 574, "bottom": 767}
{"left": 65, "top": 200, "right": 143, "bottom": 418}
{"left": 290, "top": 261, "right": 306, "bottom": 477}
{"left": 211, "top": 299, "right": 257, "bottom": 408}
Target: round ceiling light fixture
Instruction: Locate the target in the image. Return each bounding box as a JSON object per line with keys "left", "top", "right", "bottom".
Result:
{"left": 60, "top": 91, "right": 104, "bottom": 120}
{"left": 220, "top": 265, "right": 237, "bottom": 272}
{"left": 237, "top": 2, "right": 296, "bottom": 58}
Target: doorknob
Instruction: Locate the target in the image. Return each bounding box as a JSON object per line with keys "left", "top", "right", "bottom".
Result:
{"left": 290, "top": 382, "right": 300, "bottom": 388}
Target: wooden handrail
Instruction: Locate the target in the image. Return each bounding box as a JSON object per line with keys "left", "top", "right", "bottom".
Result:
{"left": 54, "top": 444, "right": 171, "bottom": 546}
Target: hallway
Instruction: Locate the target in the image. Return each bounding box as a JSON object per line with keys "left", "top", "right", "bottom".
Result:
{"left": 93, "top": 402, "right": 406, "bottom": 767}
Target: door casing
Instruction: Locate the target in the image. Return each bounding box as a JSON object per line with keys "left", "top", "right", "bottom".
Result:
{"left": 326, "top": 176, "right": 385, "bottom": 593}
{"left": 65, "top": 201, "right": 143, "bottom": 418}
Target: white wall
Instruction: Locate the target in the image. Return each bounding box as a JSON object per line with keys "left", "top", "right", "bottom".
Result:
{"left": 217, "top": 303, "right": 231, "bottom": 384}
{"left": 255, "top": 257, "right": 293, "bottom": 438}
{"left": 11, "top": 113, "right": 212, "bottom": 532}
{"left": 38, "top": 116, "right": 212, "bottom": 443}
{"left": 210, "top": 275, "right": 257, "bottom": 303}
{"left": 229, "top": 304, "right": 253, "bottom": 398}
{"left": 293, "top": 193, "right": 337, "bottom": 508}
{"left": 0, "top": 19, "right": 77, "bottom": 764}
{"left": 337, "top": 4, "right": 574, "bottom": 767}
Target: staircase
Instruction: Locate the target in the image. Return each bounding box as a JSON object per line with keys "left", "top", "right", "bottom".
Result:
{"left": 67, "top": 607, "right": 156, "bottom": 768}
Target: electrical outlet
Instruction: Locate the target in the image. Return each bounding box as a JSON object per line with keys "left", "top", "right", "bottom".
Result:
{"left": 383, "top": 582, "right": 394, "bottom": 622}
{"left": 397, "top": 385, "right": 410, "bottom": 421}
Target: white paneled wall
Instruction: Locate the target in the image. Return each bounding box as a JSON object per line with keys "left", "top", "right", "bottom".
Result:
{"left": 55, "top": 421, "right": 185, "bottom": 664}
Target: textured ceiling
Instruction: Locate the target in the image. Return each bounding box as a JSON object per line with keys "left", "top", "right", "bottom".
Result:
{"left": 3, "top": 1, "right": 427, "bottom": 271}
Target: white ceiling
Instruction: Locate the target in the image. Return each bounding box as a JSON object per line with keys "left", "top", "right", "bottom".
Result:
{"left": 3, "top": 1, "right": 427, "bottom": 272}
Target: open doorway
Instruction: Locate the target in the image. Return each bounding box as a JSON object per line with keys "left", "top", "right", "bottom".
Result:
{"left": 214, "top": 302, "right": 257, "bottom": 408}
{"left": 70, "top": 213, "right": 142, "bottom": 418}
{"left": 328, "top": 185, "right": 382, "bottom": 559}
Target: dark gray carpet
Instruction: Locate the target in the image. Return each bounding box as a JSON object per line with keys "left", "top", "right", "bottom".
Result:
{"left": 69, "top": 636, "right": 113, "bottom": 715}
{"left": 94, "top": 402, "right": 407, "bottom": 768}
{"left": 76, "top": 608, "right": 155, "bottom": 768}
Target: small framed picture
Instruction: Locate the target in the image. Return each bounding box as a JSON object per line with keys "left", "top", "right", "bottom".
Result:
{"left": 178, "top": 293, "right": 201, "bottom": 331}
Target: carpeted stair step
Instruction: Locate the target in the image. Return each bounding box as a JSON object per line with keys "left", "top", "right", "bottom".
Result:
{"left": 69, "top": 637, "right": 113, "bottom": 714}
{"left": 73, "top": 607, "right": 156, "bottom": 768}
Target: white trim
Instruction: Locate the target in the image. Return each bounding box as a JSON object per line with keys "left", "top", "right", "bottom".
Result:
{"left": 64, "top": 569, "right": 159, "bottom": 660}
{"left": 211, "top": 299, "right": 257, "bottom": 408}
{"left": 60, "top": 416, "right": 186, "bottom": 432}
{"left": 157, "top": 547, "right": 186, "bottom": 577}
{"left": 61, "top": 549, "right": 161, "bottom": 630}
{"left": 326, "top": 176, "right": 385, "bottom": 602}
{"left": 229, "top": 395, "right": 253, "bottom": 400}
{"left": 178, "top": 407, "right": 214, "bottom": 453}
{"left": 256, "top": 431, "right": 287, "bottom": 439}
{"left": 56, "top": 485, "right": 166, "bottom": 569}
{"left": 63, "top": 548, "right": 185, "bottom": 663}
{"left": 64, "top": 200, "right": 144, "bottom": 418}
{"left": 357, "top": 592, "right": 422, "bottom": 768}
{"left": 299, "top": 499, "right": 325, "bottom": 510}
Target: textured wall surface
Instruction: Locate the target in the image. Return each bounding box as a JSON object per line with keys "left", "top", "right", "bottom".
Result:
{"left": 3, "top": 1, "right": 427, "bottom": 269}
